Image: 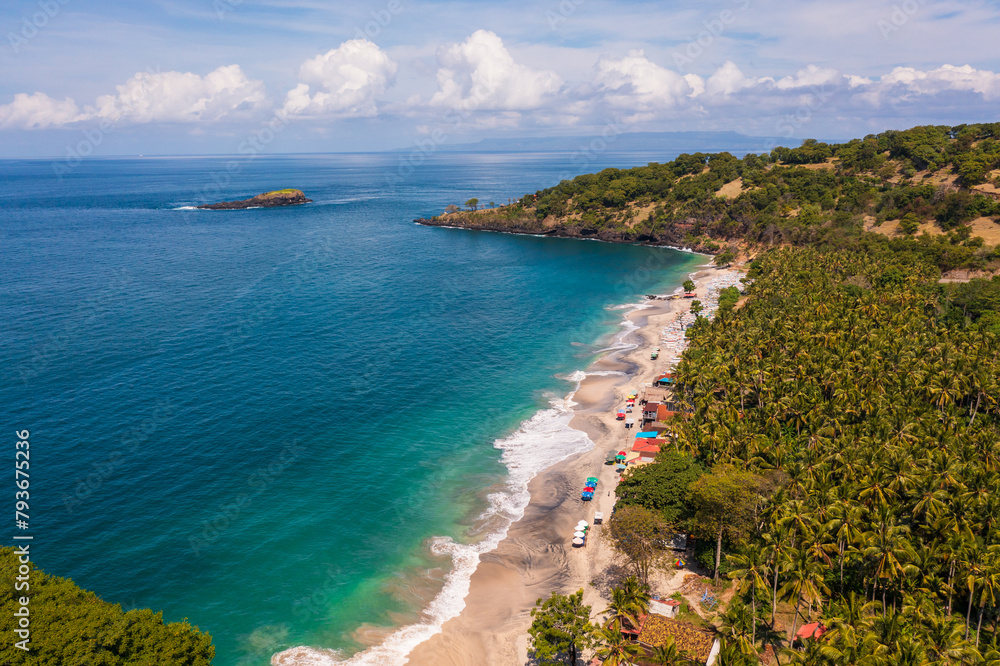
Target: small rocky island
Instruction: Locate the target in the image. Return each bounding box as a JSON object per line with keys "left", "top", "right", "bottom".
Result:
{"left": 198, "top": 189, "right": 312, "bottom": 210}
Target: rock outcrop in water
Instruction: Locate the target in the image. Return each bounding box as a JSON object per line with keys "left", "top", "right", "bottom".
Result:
{"left": 198, "top": 189, "right": 312, "bottom": 210}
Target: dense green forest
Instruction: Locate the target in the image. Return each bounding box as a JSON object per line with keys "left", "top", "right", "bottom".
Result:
{"left": 0, "top": 547, "right": 214, "bottom": 665}
{"left": 614, "top": 243, "right": 1000, "bottom": 664}
{"left": 428, "top": 123, "right": 1000, "bottom": 275}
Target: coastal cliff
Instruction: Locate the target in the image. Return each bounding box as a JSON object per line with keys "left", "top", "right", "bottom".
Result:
{"left": 198, "top": 189, "right": 312, "bottom": 210}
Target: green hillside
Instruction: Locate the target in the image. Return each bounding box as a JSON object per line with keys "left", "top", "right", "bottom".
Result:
{"left": 429, "top": 123, "right": 1000, "bottom": 274}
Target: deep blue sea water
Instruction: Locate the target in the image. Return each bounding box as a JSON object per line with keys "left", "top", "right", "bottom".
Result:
{"left": 1, "top": 151, "right": 706, "bottom": 665}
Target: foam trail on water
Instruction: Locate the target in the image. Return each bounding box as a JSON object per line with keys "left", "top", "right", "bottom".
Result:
{"left": 271, "top": 401, "right": 593, "bottom": 666}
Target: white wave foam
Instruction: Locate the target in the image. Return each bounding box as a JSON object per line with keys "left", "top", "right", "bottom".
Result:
{"left": 594, "top": 314, "right": 640, "bottom": 354}
{"left": 173, "top": 205, "right": 200, "bottom": 210}
{"left": 607, "top": 301, "right": 647, "bottom": 311}
{"left": 271, "top": 405, "right": 593, "bottom": 666}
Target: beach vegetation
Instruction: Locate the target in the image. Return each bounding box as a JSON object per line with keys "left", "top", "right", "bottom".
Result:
{"left": 716, "top": 286, "right": 741, "bottom": 314}
{"left": 528, "top": 589, "right": 597, "bottom": 666}
{"left": 614, "top": 451, "right": 703, "bottom": 524}
{"left": 605, "top": 506, "right": 672, "bottom": 586}
{"left": 682, "top": 279, "right": 696, "bottom": 293}
{"left": 465, "top": 198, "right": 479, "bottom": 211}
{"left": 602, "top": 575, "right": 651, "bottom": 634}
{"left": 593, "top": 619, "right": 644, "bottom": 666}
{"left": 689, "top": 466, "right": 769, "bottom": 581}
{"left": 0, "top": 547, "right": 214, "bottom": 665}
{"left": 714, "top": 247, "right": 736, "bottom": 266}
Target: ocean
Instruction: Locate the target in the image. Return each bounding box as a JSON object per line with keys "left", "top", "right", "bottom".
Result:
{"left": 1, "top": 150, "right": 706, "bottom": 665}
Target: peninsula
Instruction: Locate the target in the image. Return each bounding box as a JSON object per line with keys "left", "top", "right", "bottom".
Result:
{"left": 198, "top": 188, "right": 312, "bottom": 210}
{"left": 419, "top": 122, "right": 1000, "bottom": 276}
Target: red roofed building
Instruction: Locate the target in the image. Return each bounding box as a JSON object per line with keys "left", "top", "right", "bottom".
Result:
{"left": 632, "top": 438, "right": 661, "bottom": 461}
{"left": 795, "top": 622, "right": 827, "bottom": 642}
{"left": 657, "top": 404, "right": 681, "bottom": 422}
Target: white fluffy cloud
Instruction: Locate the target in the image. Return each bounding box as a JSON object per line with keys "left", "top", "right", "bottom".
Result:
{"left": 584, "top": 55, "right": 1000, "bottom": 128}
{"left": 91, "top": 65, "right": 268, "bottom": 123}
{"left": 429, "top": 30, "right": 561, "bottom": 112}
{"left": 0, "top": 65, "right": 267, "bottom": 129}
{"left": 281, "top": 40, "right": 397, "bottom": 118}
{"left": 4, "top": 35, "right": 1000, "bottom": 137}
{"left": 703, "top": 61, "right": 758, "bottom": 97}
{"left": 860, "top": 64, "right": 1000, "bottom": 103}
{"left": 594, "top": 49, "right": 696, "bottom": 114}
{"left": 773, "top": 64, "right": 841, "bottom": 90}
{"left": 0, "top": 92, "right": 84, "bottom": 129}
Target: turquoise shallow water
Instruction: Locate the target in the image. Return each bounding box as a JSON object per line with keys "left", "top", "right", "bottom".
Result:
{"left": 1, "top": 152, "right": 705, "bottom": 665}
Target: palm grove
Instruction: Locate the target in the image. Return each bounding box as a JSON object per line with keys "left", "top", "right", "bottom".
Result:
{"left": 524, "top": 124, "right": 1000, "bottom": 665}
{"left": 531, "top": 245, "right": 1000, "bottom": 665}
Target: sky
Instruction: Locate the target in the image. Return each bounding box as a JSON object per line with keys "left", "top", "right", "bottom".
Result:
{"left": 1, "top": 0, "right": 999, "bottom": 156}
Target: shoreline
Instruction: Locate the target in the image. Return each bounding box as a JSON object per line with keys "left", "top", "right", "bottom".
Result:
{"left": 414, "top": 219, "right": 707, "bottom": 256}
{"left": 404, "top": 263, "right": 744, "bottom": 665}
{"left": 270, "top": 255, "right": 734, "bottom": 666}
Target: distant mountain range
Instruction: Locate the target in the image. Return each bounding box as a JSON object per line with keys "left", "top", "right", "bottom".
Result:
{"left": 392, "top": 131, "right": 808, "bottom": 154}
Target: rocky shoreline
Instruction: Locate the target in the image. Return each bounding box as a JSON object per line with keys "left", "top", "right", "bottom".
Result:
{"left": 415, "top": 215, "right": 721, "bottom": 253}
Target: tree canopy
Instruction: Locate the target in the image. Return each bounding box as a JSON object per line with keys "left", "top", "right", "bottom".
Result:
{"left": 528, "top": 589, "right": 597, "bottom": 666}
{"left": 614, "top": 450, "right": 703, "bottom": 524}
{"left": 604, "top": 505, "right": 673, "bottom": 586}
{"left": 664, "top": 244, "right": 1000, "bottom": 661}
{"left": 0, "top": 548, "right": 214, "bottom": 665}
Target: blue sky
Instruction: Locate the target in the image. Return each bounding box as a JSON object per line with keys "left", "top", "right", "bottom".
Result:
{"left": 1, "top": 0, "right": 999, "bottom": 156}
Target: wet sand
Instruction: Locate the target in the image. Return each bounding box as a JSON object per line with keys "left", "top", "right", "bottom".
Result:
{"left": 407, "top": 265, "right": 740, "bottom": 665}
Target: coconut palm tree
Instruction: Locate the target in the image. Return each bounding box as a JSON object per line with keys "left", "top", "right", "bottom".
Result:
{"left": 594, "top": 620, "right": 644, "bottom": 666}
{"left": 779, "top": 547, "right": 830, "bottom": 641}
{"left": 603, "top": 587, "right": 642, "bottom": 632}
{"left": 728, "top": 543, "right": 769, "bottom": 643}
{"left": 621, "top": 576, "right": 652, "bottom": 616}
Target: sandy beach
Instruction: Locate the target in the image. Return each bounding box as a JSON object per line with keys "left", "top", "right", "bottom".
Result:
{"left": 406, "top": 263, "right": 744, "bottom": 666}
